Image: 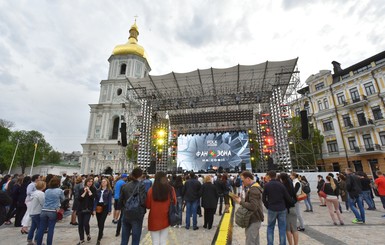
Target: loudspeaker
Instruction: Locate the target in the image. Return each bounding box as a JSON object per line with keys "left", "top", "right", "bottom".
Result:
{"left": 241, "top": 162, "right": 246, "bottom": 171}
{"left": 148, "top": 160, "right": 156, "bottom": 174}
{"left": 300, "top": 110, "right": 309, "bottom": 139}
{"left": 121, "top": 123, "right": 127, "bottom": 146}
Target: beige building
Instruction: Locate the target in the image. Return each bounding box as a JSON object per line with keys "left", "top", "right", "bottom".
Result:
{"left": 290, "top": 51, "right": 385, "bottom": 176}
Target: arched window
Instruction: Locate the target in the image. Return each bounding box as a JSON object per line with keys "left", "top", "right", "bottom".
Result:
{"left": 120, "top": 64, "right": 127, "bottom": 75}
{"left": 324, "top": 98, "right": 329, "bottom": 109}
{"left": 111, "top": 117, "right": 119, "bottom": 139}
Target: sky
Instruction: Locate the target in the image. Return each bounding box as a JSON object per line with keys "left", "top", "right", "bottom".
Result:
{"left": 0, "top": 0, "right": 384, "bottom": 153}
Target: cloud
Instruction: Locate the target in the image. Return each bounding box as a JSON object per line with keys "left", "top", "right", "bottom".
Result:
{"left": 0, "top": 0, "right": 384, "bottom": 152}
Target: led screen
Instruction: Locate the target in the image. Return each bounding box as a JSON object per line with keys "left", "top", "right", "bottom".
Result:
{"left": 177, "top": 132, "right": 251, "bottom": 172}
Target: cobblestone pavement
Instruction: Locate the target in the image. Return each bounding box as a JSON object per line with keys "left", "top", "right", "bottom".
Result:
{"left": 1, "top": 195, "right": 384, "bottom": 245}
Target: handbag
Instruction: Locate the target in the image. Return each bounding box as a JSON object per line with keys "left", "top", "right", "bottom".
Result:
{"left": 95, "top": 205, "right": 103, "bottom": 214}
{"left": 56, "top": 208, "right": 64, "bottom": 221}
{"left": 318, "top": 183, "right": 327, "bottom": 198}
{"left": 296, "top": 190, "right": 307, "bottom": 201}
{"left": 235, "top": 205, "right": 253, "bottom": 228}
{"left": 168, "top": 188, "right": 180, "bottom": 226}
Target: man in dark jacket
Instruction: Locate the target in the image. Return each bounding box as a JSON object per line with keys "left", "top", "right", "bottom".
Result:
{"left": 263, "top": 171, "right": 293, "bottom": 245}
{"left": 345, "top": 168, "right": 365, "bottom": 223}
{"left": 232, "top": 171, "right": 264, "bottom": 245}
{"left": 119, "top": 168, "right": 146, "bottom": 245}
{"left": 182, "top": 172, "right": 201, "bottom": 230}
{"left": 0, "top": 190, "right": 12, "bottom": 226}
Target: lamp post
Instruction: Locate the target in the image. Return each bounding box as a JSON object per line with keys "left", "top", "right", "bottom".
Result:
{"left": 8, "top": 139, "right": 20, "bottom": 175}
{"left": 30, "top": 139, "right": 39, "bottom": 176}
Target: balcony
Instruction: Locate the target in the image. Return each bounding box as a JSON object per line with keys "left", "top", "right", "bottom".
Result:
{"left": 354, "top": 144, "right": 384, "bottom": 156}
{"left": 342, "top": 95, "right": 368, "bottom": 109}
{"left": 345, "top": 119, "right": 375, "bottom": 133}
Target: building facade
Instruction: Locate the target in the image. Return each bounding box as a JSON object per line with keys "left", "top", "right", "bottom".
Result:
{"left": 290, "top": 51, "right": 385, "bottom": 176}
{"left": 81, "top": 22, "right": 151, "bottom": 174}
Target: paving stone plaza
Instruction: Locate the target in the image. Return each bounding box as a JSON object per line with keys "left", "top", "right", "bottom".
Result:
{"left": 1, "top": 194, "right": 384, "bottom": 245}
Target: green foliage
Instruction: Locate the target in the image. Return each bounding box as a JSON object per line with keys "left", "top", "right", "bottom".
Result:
{"left": 288, "top": 116, "right": 324, "bottom": 170}
{"left": 46, "top": 150, "right": 61, "bottom": 164}
{"left": 0, "top": 125, "right": 14, "bottom": 173}
{"left": 10, "top": 130, "right": 52, "bottom": 173}
{"left": 249, "top": 133, "right": 260, "bottom": 171}
{"left": 126, "top": 139, "right": 138, "bottom": 163}
{"left": 0, "top": 119, "right": 64, "bottom": 174}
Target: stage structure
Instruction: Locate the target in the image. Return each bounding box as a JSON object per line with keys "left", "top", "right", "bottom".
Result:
{"left": 127, "top": 59, "right": 300, "bottom": 172}
{"left": 81, "top": 21, "right": 300, "bottom": 174}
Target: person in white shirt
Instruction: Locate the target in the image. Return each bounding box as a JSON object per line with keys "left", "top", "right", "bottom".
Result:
{"left": 27, "top": 180, "right": 46, "bottom": 245}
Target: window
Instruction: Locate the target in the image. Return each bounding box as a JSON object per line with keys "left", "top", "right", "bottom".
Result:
{"left": 117, "top": 88, "right": 122, "bottom": 96}
{"left": 348, "top": 137, "right": 357, "bottom": 150}
{"left": 318, "top": 100, "right": 323, "bottom": 111}
{"left": 315, "top": 82, "right": 325, "bottom": 91}
{"left": 379, "top": 131, "right": 385, "bottom": 146}
{"left": 342, "top": 114, "right": 352, "bottom": 127}
{"left": 134, "top": 62, "right": 143, "bottom": 78}
{"left": 332, "top": 163, "right": 340, "bottom": 172}
{"left": 350, "top": 87, "right": 360, "bottom": 102}
{"left": 120, "top": 64, "right": 127, "bottom": 75}
{"left": 372, "top": 106, "right": 383, "bottom": 120}
{"left": 363, "top": 134, "right": 373, "bottom": 150}
{"left": 353, "top": 160, "right": 363, "bottom": 172}
{"left": 323, "top": 120, "right": 334, "bottom": 131}
{"left": 111, "top": 117, "right": 119, "bottom": 139}
{"left": 295, "top": 108, "right": 301, "bottom": 116}
{"left": 364, "top": 82, "right": 375, "bottom": 95}
{"left": 337, "top": 93, "right": 345, "bottom": 105}
{"left": 323, "top": 98, "right": 329, "bottom": 109}
{"left": 357, "top": 112, "right": 367, "bottom": 126}
{"left": 327, "top": 140, "right": 338, "bottom": 152}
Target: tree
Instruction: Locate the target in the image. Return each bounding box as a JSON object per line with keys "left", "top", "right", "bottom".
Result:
{"left": 288, "top": 117, "right": 324, "bottom": 171}
{"left": 0, "top": 125, "right": 14, "bottom": 173}
{"left": 126, "top": 139, "right": 138, "bottom": 164}
{"left": 10, "top": 130, "right": 52, "bottom": 174}
{"left": 46, "top": 150, "right": 61, "bottom": 164}
{"left": 0, "top": 119, "right": 15, "bottom": 129}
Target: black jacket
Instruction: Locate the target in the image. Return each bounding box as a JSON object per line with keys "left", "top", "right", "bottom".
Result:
{"left": 200, "top": 182, "right": 218, "bottom": 209}
{"left": 0, "top": 191, "right": 12, "bottom": 226}
{"left": 346, "top": 174, "right": 362, "bottom": 198}
{"left": 214, "top": 179, "right": 225, "bottom": 196}
{"left": 119, "top": 180, "right": 146, "bottom": 217}
{"left": 182, "top": 178, "right": 201, "bottom": 202}
{"left": 262, "top": 179, "right": 293, "bottom": 212}
{"left": 77, "top": 186, "right": 97, "bottom": 212}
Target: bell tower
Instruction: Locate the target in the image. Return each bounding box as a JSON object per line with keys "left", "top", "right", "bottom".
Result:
{"left": 81, "top": 21, "right": 151, "bottom": 174}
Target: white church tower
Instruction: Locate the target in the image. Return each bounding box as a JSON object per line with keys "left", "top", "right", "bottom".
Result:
{"left": 81, "top": 21, "right": 151, "bottom": 174}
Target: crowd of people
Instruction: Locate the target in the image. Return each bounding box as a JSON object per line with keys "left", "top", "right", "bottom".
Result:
{"left": 0, "top": 167, "right": 384, "bottom": 245}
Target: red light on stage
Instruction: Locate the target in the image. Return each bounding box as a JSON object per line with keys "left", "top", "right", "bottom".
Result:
{"left": 261, "top": 113, "right": 270, "bottom": 117}
{"left": 264, "top": 137, "right": 274, "bottom": 146}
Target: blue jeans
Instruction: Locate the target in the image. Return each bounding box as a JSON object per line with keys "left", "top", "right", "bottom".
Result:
{"left": 348, "top": 194, "right": 366, "bottom": 222}
{"left": 177, "top": 196, "right": 183, "bottom": 225}
{"left": 267, "top": 209, "right": 287, "bottom": 245}
{"left": 27, "top": 214, "right": 40, "bottom": 241}
{"left": 120, "top": 215, "right": 144, "bottom": 245}
{"left": 185, "top": 199, "right": 199, "bottom": 228}
{"left": 379, "top": 196, "right": 385, "bottom": 210}
{"left": 304, "top": 194, "right": 313, "bottom": 211}
{"left": 361, "top": 190, "right": 375, "bottom": 209}
{"left": 36, "top": 210, "right": 57, "bottom": 245}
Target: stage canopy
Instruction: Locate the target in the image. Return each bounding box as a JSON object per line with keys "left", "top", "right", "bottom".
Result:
{"left": 126, "top": 58, "right": 299, "bottom": 111}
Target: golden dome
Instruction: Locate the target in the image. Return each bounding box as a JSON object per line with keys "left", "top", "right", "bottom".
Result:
{"left": 112, "top": 22, "right": 146, "bottom": 58}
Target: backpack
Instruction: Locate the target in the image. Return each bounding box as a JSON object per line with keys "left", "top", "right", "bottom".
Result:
{"left": 302, "top": 181, "right": 311, "bottom": 194}
{"left": 124, "top": 183, "right": 144, "bottom": 222}
{"left": 235, "top": 177, "right": 241, "bottom": 187}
